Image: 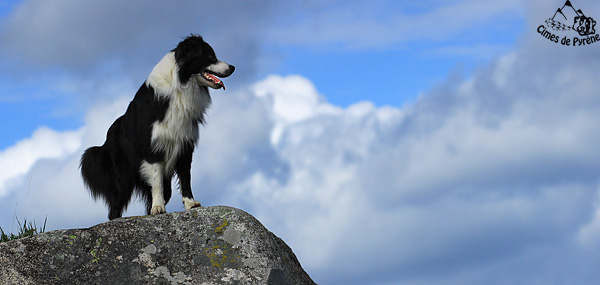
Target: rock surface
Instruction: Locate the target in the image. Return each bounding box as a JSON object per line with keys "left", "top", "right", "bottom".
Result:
{"left": 0, "top": 206, "right": 315, "bottom": 285}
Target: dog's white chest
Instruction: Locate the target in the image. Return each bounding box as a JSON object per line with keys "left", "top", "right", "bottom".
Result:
{"left": 150, "top": 85, "right": 210, "bottom": 174}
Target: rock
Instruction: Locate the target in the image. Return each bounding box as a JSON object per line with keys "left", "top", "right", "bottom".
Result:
{"left": 0, "top": 206, "right": 315, "bottom": 285}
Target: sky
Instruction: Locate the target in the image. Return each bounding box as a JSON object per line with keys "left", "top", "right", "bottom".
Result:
{"left": 1, "top": 0, "right": 600, "bottom": 284}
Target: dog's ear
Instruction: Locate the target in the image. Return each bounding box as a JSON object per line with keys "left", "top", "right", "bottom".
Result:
{"left": 174, "top": 34, "right": 204, "bottom": 51}
{"left": 173, "top": 35, "right": 206, "bottom": 65}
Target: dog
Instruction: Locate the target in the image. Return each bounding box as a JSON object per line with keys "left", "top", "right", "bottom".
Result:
{"left": 80, "top": 35, "right": 234, "bottom": 220}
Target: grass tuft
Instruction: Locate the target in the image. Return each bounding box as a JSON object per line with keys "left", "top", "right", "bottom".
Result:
{"left": 0, "top": 216, "right": 47, "bottom": 243}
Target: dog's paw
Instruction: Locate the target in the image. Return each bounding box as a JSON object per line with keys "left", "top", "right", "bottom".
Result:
{"left": 150, "top": 205, "right": 167, "bottom": 215}
{"left": 183, "top": 197, "right": 202, "bottom": 210}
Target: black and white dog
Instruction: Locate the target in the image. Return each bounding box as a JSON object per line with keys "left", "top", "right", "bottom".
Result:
{"left": 81, "top": 35, "right": 234, "bottom": 220}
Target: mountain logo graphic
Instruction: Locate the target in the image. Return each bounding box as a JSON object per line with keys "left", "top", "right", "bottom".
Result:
{"left": 545, "top": 0, "right": 596, "bottom": 35}
{"left": 538, "top": 0, "right": 599, "bottom": 46}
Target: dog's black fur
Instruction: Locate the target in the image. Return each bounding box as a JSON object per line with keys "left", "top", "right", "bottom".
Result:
{"left": 81, "top": 35, "right": 234, "bottom": 220}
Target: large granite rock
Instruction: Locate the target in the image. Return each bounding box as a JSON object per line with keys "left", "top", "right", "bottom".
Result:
{"left": 0, "top": 206, "right": 315, "bottom": 285}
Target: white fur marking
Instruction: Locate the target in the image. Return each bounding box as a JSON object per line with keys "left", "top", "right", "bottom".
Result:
{"left": 205, "top": 61, "right": 231, "bottom": 75}
{"left": 140, "top": 161, "right": 166, "bottom": 215}
{"left": 145, "top": 51, "right": 211, "bottom": 175}
{"left": 146, "top": 52, "right": 180, "bottom": 96}
{"left": 183, "top": 197, "right": 201, "bottom": 210}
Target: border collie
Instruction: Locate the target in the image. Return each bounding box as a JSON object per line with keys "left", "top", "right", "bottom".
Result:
{"left": 81, "top": 35, "right": 234, "bottom": 220}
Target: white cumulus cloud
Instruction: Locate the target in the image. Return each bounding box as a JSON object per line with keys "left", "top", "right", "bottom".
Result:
{"left": 0, "top": 127, "right": 82, "bottom": 197}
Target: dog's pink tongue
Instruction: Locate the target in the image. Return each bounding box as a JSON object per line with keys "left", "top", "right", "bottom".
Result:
{"left": 206, "top": 73, "right": 225, "bottom": 90}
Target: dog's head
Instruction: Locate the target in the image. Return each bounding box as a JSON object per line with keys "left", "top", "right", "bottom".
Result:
{"left": 173, "top": 35, "right": 235, "bottom": 89}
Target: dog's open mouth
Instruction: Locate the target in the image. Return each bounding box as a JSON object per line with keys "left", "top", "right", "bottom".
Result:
{"left": 202, "top": 71, "right": 225, "bottom": 90}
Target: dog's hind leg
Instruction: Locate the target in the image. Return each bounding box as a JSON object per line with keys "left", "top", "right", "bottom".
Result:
{"left": 108, "top": 202, "right": 125, "bottom": 220}
{"left": 140, "top": 161, "right": 167, "bottom": 215}
{"left": 176, "top": 147, "right": 201, "bottom": 210}
{"left": 163, "top": 176, "right": 172, "bottom": 205}
{"left": 107, "top": 179, "right": 135, "bottom": 220}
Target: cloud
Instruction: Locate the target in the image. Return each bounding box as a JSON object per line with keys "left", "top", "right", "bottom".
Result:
{"left": 0, "top": 97, "right": 131, "bottom": 231}
{"left": 0, "top": 127, "right": 82, "bottom": 197}
{"left": 252, "top": 75, "right": 342, "bottom": 144}
{"left": 0, "top": 0, "right": 277, "bottom": 84}
{"left": 226, "top": 70, "right": 599, "bottom": 283}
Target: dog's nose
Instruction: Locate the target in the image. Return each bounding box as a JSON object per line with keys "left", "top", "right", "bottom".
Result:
{"left": 229, "top": 65, "right": 235, "bottom": 74}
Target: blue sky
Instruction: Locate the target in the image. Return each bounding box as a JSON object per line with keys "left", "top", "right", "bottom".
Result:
{"left": 2, "top": 0, "right": 600, "bottom": 284}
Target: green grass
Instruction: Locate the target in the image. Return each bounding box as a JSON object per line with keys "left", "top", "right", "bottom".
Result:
{"left": 0, "top": 216, "right": 47, "bottom": 243}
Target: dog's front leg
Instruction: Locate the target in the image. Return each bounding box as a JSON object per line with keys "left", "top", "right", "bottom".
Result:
{"left": 141, "top": 161, "right": 167, "bottom": 215}
{"left": 176, "top": 149, "right": 201, "bottom": 210}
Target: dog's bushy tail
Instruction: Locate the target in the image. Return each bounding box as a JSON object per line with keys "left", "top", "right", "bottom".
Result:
{"left": 81, "top": 145, "right": 134, "bottom": 220}
{"left": 80, "top": 146, "right": 113, "bottom": 201}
